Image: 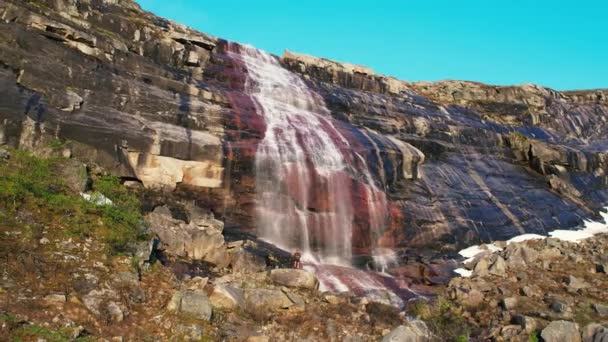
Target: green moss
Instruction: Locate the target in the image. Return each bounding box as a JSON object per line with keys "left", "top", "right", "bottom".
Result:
{"left": 48, "top": 138, "right": 67, "bottom": 149}
{"left": 10, "top": 323, "right": 93, "bottom": 342}
{"left": 529, "top": 332, "right": 540, "bottom": 342}
{"left": 24, "top": 0, "right": 52, "bottom": 13}
{"left": 0, "top": 313, "right": 17, "bottom": 324}
{"left": 93, "top": 175, "right": 148, "bottom": 253}
{"left": 92, "top": 25, "right": 120, "bottom": 40}
{"left": 406, "top": 297, "right": 471, "bottom": 342}
{"left": 456, "top": 334, "right": 469, "bottom": 342}
{"left": 0, "top": 149, "right": 147, "bottom": 255}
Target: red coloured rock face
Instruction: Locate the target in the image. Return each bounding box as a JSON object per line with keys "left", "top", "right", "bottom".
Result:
{"left": 215, "top": 42, "right": 406, "bottom": 262}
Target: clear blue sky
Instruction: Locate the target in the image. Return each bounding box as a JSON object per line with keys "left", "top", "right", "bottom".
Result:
{"left": 136, "top": 0, "right": 607, "bottom": 90}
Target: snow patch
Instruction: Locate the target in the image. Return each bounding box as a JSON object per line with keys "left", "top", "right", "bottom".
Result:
{"left": 507, "top": 234, "right": 545, "bottom": 244}
{"left": 453, "top": 268, "right": 473, "bottom": 278}
{"left": 80, "top": 192, "right": 113, "bottom": 206}
{"left": 455, "top": 207, "right": 608, "bottom": 277}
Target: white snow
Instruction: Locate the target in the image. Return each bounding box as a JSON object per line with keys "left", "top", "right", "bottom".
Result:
{"left": 458, "top": 243, "right": 502, "bottom": 263}
{"left": 453, "top": 268, "right": 473, "bottom": 277}
{"left": 80, "top": 192, "right": 113, "bottom": 206}
{"left": 507, "top": 234, "right": 545, "bottom": 244}
{"left": 455, "top": 207, "right": 608, "bottom": 277}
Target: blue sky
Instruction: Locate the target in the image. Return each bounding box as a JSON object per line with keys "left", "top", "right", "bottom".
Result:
{"left": 136, "top": 0, "right": 607, "bottom": 90}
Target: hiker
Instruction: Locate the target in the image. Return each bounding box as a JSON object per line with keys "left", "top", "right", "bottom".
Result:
{"left": 292, "top": 250, "right": 302, "bottom": 269}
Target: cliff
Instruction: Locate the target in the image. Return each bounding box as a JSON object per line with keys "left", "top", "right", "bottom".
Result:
{"left": 0, "top": 0, "right": 607, "bottom": 255}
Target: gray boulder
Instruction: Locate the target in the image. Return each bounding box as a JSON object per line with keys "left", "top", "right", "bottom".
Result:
{"left": 501, "top": 297, "right": 518, "bottom": 310}
{"left": 228, "top": 245, "right": 267, "bottom": 274}
{"left": 269, "top": 269, "right": 318, "bottom": 289}
{"left": 488, "top": 256, "right": 507, "bottom": 277}
{"left": 146, "top": 207, "right": 228, "bottom": 266}
{"left": 582, "top": 323, "right": 608, "bottom": 342}
{"left": 541, "top": 320, "right": 581, "bottom": 342}
{"left": 593, "top": 304, "right": 608, "bottom": 317}
{"left": 167, "top": 290, "right": 212, "bottom": 321}
{"left": 506, "top": 244, "right": 539, "bottom": 267}
{"left": 208, "top": 284, "right": 244, "bottom": 311}
{"left": 381, "top": 320, "right": 432, "bottom": 342}
{"left": 243, "top": 288, "right": 293, "bottom": 319}
{"left": 567, "top": 275, "right": 589, "bottom": 290}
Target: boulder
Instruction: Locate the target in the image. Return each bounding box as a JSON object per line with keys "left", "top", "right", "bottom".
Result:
{"left": 488, "top": 256, "right": 507, "bottom": 277}
{"left": 501, "top": 297, "right": 518, "bottom": 310}
{"left": 506, "top": 244, "right": 539, "bottom": 268}
{"left": 567, "top": 275, "right": 589, "bottom": 290}
{"left": 208, "top": 284, "right": 244, "bottom": 311}
{"left": 44, "top": 294, "right": 67, "bottom": 304}
{"left": 550, "top": 300, "right": 569, "bottom": 314}
{"left": 56, "top": 159, "right": 89, "bottom": 193}
{"left": 511, "top": 314, "right": 540, "bottom": 334}
{"left": 581, "top": 323, "right": 608, "bottom": 342}
{"left": 269, "top": 269, "right": 318, "bottom": 289}
{"left": 593, "top": 304, "right": 608, "bottom": 317}
{"left": 167, "top": 290, "right": 212, "bottom": 321}
{"left": 473, "top": 257, "right": 489, "bottom": 276}
{"left": 228, "top": 245, "right": 267, "bottom": 274}
{"left": 146, "top": 208, "right": 229, "bottom": 266}
{"left": 106, "top": 301, "right": 124, "bottom": 323}
{"left": 541, "top": 321, "right": 581, "bottom": 342}
{"left": 82, "top": 288, "right": 121, "bottom": 321}
{"left": 458, "top": 289, "right": 484, "bottom": 308}
{"left": 243, "top": 289, "right": 293, "bottom": 319}
{"left": 381, "top": 320, "right": 432, "bottom": 342}
{"left": 174, "top": 324, "right": 204, "bottom": 342}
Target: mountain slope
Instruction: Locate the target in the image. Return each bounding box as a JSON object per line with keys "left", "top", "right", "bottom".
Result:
{"left": 0, "top": 0, "right": 607, "bottom": 255}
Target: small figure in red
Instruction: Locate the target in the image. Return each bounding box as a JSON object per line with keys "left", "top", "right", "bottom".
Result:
{"left": 292, "top": 250, "right": 302, "bottom": 269}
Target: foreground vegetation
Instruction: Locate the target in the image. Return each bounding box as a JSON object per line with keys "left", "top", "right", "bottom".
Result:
{"left": 0, "top": 149, "right": 147, "bottom": 254}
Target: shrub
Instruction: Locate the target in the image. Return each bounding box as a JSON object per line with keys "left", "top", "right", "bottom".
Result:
{"left": 0, "top": 149, "right": 146, "bottom": 255}
{"left": 406, "top": 296, "right": 471, "bottom": 342}
{"left": 93, "top": 175, "right": 148, "bottom": 253}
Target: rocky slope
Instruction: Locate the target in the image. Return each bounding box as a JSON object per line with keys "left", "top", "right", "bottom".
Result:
{"left": 0, "top": 0, "right": 607, "bottom": 257}
{"left": 0, "top": 148, "right": 416, "bottom": 341}
{"left": 431, "top": 234, "right": 608, "bottom": 341}
{"left": 1, "top": 147, "right": 607, "bottom": 341}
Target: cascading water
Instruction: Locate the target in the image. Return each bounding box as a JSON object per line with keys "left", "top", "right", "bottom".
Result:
{"left": 225, "top": 43, "right": 391, "bottom": 270}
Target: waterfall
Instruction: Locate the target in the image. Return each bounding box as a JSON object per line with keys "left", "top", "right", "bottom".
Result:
{"left": 226, "top": 44, "right": 390, "bottom": 268}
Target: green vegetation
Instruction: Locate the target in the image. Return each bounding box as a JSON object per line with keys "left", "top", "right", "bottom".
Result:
{"left": 48, "top": 138, "right": 67, "bottom": 149}
{"left": 456, "top": 334, "right": 469, "bottom": 342}
{"left": 529, "top": 332, "right": 540, "bottom": 342}
{"left": 9, "top": 323, "right": 92, "bottom": 342}
{"left": 0, "top": 149, "right": 147, "bottom": 254}
{"left": 407, "top": 297, "right": 471, "bottom": 342}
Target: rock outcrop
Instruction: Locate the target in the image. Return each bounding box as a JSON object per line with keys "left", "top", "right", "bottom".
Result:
{"left": 0, "top": 0, "right": 607, "bottom": 258}
{"left": 435, "top": 234, "right": 608, "bottom": 341}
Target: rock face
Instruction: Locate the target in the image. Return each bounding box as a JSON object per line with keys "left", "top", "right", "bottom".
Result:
{"left": 0, "top": 0, "right": 607, "bottom": 258}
